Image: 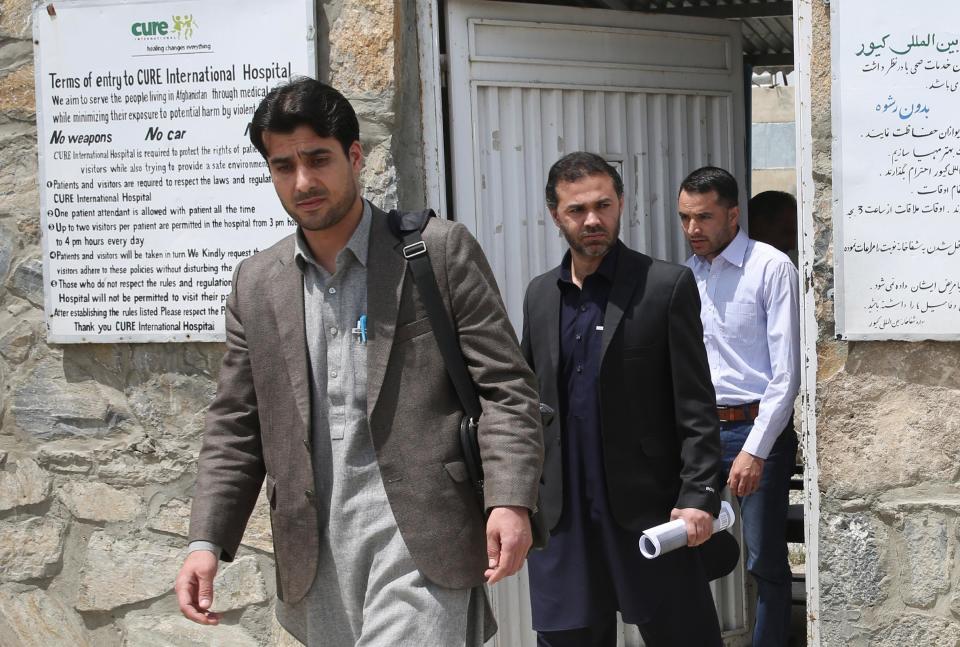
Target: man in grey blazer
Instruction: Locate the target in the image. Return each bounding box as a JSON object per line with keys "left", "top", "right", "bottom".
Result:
{"left": 174, "top": 78, "right": 543, "bottom": 646}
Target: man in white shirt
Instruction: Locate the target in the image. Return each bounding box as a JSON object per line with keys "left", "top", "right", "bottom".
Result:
{"left": 678, "top": 167, "right": 800, "bottom": 647}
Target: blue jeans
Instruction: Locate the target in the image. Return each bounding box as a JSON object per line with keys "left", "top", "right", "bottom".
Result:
{"left": 720, "top": 420, "right": 797, "bottom": 647}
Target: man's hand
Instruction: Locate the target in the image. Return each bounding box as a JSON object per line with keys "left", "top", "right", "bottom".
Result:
{"left": 727, "top": 450, "right": 765, "bottom": 497}
{"left": 484, "top": 506, "right": 532, "bottom": 584}
{"left": 670, "top": 507, "right": 714, "bottom": 547}
{"left": 175, "top": 550, "right": 220, "bottom": 625}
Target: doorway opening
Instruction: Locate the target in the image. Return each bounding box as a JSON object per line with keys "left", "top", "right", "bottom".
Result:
{"left": 418, "top": 1, "right": 810, "bottom": 645}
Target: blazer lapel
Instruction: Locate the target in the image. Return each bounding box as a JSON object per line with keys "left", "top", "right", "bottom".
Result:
{"left": 270, "top": 240, "right": 311, "bottom": 431}
{"left": 366, "top": 207, "right": 405, "bottom": 420}
{"left": 601, "top": 246, "right": 643, "bottom": 360}
{"left": 543, "top": 267, "right": 562, "bottom": 377}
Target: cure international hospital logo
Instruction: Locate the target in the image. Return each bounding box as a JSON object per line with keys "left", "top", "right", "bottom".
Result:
{"left": 130, "top": 15, "right": 198, "bottom": 40}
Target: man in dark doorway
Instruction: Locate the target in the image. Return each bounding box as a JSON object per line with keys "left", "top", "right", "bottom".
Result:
{"left": 748, "top": 190, "right": 798, "bottom": 262}
{"left": 522, "top": 151, "right": 724, "bottom": 647}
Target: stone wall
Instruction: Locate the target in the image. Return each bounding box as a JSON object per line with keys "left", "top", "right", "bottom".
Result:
{"left": 809, "top": 3, "right": 960, "bottom": 644}
{"left": 15, "top": 0, "right": 959, "bottom": 644}
{"left": 0, "top": 0, "right": 417, "bottom": 644}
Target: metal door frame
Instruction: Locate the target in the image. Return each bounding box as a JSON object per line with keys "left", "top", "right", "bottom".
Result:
{"left": 412, "top": 0, "right": 820, "bottom": 644}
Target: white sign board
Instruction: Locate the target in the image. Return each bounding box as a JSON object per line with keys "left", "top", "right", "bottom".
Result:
{"left": 34, "top": 0, "right": 314, "bottom": 343}
{"left": 833, "top": 1, "right": 960, "bottom": 339}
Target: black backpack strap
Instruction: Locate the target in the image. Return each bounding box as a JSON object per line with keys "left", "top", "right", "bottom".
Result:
{"left": 390, "top": 211, "right": 483, "bottom": 422}
{"left": 386, "top": 210, "right": 549, "bottom": 539}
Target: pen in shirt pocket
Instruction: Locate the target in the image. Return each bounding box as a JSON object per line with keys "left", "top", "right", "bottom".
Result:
{"left": 352, "top": 314, "right": 367, "bottom": 343}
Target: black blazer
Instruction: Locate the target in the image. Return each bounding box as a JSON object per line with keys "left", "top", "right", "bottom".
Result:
{"left": 521, "top": 242, "right": 722, "bottom": 533}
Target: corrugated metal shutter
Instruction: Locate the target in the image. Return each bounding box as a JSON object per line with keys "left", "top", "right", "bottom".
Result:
{"left": 473, "top": 85, "right": 736, "bottom": 324}
{"left": 446, "top": 2, "right": 749, "bottom": 645}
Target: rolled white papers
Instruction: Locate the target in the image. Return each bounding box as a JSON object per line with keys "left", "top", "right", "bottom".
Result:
{"left": 638, "top": 501, "right": 736, "bottom": 559}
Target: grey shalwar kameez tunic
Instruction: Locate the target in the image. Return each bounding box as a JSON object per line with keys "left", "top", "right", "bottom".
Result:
{"left": 275, "top": 202, "right": 487, "bottom": 646}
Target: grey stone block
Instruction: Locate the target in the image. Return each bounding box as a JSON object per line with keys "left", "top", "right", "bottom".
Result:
{"left": 94, "top": 438, "right": 194, "bottom": 487}
{"left": 0, "top": 227, "right": 13, "bottom": 287}
{"left": 210, "top": 556, "right": 268, "bottom": 613}
{"left": 898, "top": 512, "right": 950, "bottom": 608}
{"left": 58, "top": 480, "right": 142, "bottom": 523}
{"left": 149, "top": 488, "right": 272, "bottom": 553}
{"left": 0, "top": 40, "right": 31, "bottom": 74}
{"left": 0, "top": 319, "right": 36, "bottom": 363}
{"left": 818, "top": 371, "right": 960, "bottom": 496}
{"left": 11, "top": 359, "right": 127, "bottom": 440}
{"left": 75, "top": 532, "right": 182, "bottom": 611}
{"left": 819, "top": 511, "right": 887, "bottom": 609}
{"left": 0, "top": 459, "right": 51, "bottom": 512}
{"left": 360, "top": 142, "right": 397, "bottom": 211}
{"left": 0, "top": 585, "right": 92, "bottom": 647}
{"left": 0, "top": 516, "right": 66, "bottom": 582}
{"left": 7, "top": 258, "right": 43, "bottom": 307}
{"left": 121, "top": 615, "right": 259, "bottom": 647}
{"left": 0, "top": 0, "right": 34, "bottom": 40}
{"left": 125, "top": 373, "right": 215, "bottom": 441}
{"left": 872, "top": 615, "right": 960, "bottom": 647}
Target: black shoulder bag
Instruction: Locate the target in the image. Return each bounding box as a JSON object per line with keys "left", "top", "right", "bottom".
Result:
{"left": 388, "top": 209, "right": 550, "bottom": 550}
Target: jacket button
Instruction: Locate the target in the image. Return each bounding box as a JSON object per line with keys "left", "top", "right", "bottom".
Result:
{"left": 303, "top": 438, "right": 311, "bottom": 450}
{"left": 305, "top": 489, "right": 314, "bottom": 499}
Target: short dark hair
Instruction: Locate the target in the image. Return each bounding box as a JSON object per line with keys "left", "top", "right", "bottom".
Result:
{"left": 748, "top": 190, "right": 796, "bottom": 222}
{"left": 678, "top": 166, "right": 739, "bottom": 207}
{"left": 545, "top": 152, "right": 623, "bottom": 210}
{"left": 249, "top": 77, "right": 360, "bottom": 159}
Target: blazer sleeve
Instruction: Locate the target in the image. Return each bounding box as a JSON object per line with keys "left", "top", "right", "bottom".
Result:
{"left": 187, "top": 259, "right": 266, "bottom": 561}
{"left": 667, "top": 267, "right": 722, "bottom": 516}
{"left": 521, "top": 285, "right": 534, "bottom": 370}
{"left": 441, "top": 222, "right": 544, "bottom": 511}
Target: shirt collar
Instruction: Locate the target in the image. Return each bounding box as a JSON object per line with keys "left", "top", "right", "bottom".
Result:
{"left": 691, "top": 227, "right": 748, "bottom": 269}
{"left": 294, "top": 199, "right": 372, "bottom": 271}
{"left": 719, "top": 227, "right": 749, "bottom": 268}
{"left": 559, "top": 240, "right": 620, "bottom": 285}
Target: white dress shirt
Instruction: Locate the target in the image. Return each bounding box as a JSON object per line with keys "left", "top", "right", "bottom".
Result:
{"left": 685, "top": 228, "right": 800, "bottom": 459}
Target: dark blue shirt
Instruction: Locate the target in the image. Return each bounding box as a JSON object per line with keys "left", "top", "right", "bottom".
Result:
{"left": 557, "top": 245, "right": 618, "bottom": 525}
{"left": 558, "top": 245, "right": 616, "bottom": 429}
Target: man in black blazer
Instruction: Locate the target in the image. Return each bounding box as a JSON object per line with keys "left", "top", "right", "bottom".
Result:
{"left": 522, "top": 152, "right": 723, "bottom": 647}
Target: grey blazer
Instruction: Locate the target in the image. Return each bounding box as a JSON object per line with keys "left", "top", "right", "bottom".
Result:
{"left": 188, "top": 205, "right": 544, "bottom": 603}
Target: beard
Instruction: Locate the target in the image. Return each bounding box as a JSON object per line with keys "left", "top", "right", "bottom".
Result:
{"left": 561, "top": 219, "right": 620, "bottom": 258}
{"left": 286, "top": 179, "right": 359, "bottom": 232}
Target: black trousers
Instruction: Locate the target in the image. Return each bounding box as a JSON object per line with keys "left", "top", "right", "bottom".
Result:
{"left": 536, "top": 574, "right": 723, "bottom": 647}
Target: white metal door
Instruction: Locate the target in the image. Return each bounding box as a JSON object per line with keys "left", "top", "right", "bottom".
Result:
{"left": 444, "top": 2, "right": 748, "bottom": 645}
